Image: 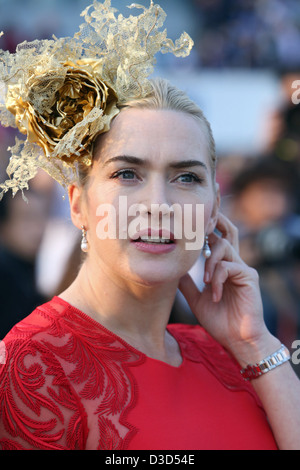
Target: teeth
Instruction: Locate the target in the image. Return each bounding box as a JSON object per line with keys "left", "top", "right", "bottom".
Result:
{"left": 140, "top": 236, "right": 172, "bottom": 244}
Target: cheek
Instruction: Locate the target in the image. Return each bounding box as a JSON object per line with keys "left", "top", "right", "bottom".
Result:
{"left": 86, "top": 181, "right": 120, "bottom": 230}
{"left": 182, "top": 197, "right": 214, "bottom": 232}
{"left": 179, "top": 196, "right": 215, "bottom": 253}
{"left": 93, "top": 197, "right": 142, "bottom": 241}
{"left": 203, "top": 199, "right": 215, "bottom": 226}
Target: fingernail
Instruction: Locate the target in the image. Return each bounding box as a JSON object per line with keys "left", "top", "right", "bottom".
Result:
{"left": 212, "top": 292, "right": 218, "bottom": 302}
{"left": 204, "top": 271, "right": 210, "bottom": 283}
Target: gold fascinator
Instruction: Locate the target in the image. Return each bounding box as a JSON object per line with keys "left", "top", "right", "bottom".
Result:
{"left": 0, "top": 0, "right": 193, "bottom": 199}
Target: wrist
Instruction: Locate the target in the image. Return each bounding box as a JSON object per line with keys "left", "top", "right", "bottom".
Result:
{"left": 228, "top": 331, "right": 282, "bottom": 369}
{"left": 240, "top": 344, "right": 290, "bottom": 381}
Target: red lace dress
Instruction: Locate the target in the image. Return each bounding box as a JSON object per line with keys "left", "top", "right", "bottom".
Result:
{"left": 0, "top": 297, "right": 278, "bottom": 450}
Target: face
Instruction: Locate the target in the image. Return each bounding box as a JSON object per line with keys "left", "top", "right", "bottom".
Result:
{"left": 70, "top": 108, "right": 219, "bottom": 286}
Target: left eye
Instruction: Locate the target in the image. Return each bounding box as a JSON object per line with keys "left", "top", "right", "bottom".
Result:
{"left": 175, "top": 173, "right": 202, "bottom": 183}
{"left": 119, "top": 170, "right": 136, "bottom": 179}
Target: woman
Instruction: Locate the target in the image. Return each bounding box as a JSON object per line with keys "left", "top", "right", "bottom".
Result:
{"left": 0, "top": 1, "right": 300, "bottom": 451}
{"left": 0, "top": 77, "right": 299, "bottom": 450}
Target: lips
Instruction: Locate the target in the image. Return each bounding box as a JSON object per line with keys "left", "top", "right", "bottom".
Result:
{"left": 130, "top": 228, "right": 176, "bottom": 254}
{"left": 130, "top": 229, "right": 175, "bottom": 244}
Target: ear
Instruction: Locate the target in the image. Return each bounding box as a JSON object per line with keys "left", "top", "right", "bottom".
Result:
{"left": 207, "top": 183, "right": 221, "bottom": 235}
{"left": 68, "top": 184, "right": 87, "bottom": 230}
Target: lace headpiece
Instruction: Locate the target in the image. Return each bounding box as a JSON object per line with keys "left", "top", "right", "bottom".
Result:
{"left": 0, "top": 0, "right": 193, "bottom": 199}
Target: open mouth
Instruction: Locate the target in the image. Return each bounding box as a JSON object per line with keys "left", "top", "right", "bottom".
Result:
{"left": 134, "top": 236, "right": 174, "bottom": 245}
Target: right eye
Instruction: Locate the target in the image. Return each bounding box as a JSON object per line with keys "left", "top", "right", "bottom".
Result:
{"left": 111, "top": 169, "right": 138, "bottom": 181}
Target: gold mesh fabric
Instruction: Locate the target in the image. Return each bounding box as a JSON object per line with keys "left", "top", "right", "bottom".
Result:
{"left": 0, "top": 0, "right": 193, "bottom": 199}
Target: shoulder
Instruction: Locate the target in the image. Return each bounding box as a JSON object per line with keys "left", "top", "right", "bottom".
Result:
{"left": 3, "top": 296, "right": 70, "bottom": 340}
{"left": 0, "top": 298, "right": 88, "bottom": 450}
{"left": 168, "top": 323, "right": 233, "bottom": 364}
{"left": 168, "top": 323, "right": 229, "bottom": 359}
{"left": 0, "top": 296, "right": 90, "bottom": 397}
{"left": 168, "top": 323, "right": 259, "bottom": 397}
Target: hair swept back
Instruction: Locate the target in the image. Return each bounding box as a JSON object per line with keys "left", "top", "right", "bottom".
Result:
{"left": 79, "top": 78, "right": 217, "bottom": 186}
{"left": 121, "top": 78, "right": 216, "bottom": 175}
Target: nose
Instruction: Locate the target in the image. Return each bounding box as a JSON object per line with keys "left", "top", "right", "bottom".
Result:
{"left": 141, "top": 174, "right": 173, "bottom": 217}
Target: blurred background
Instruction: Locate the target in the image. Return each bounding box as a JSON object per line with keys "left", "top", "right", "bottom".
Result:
{"left": 0, "top": 0, "right": 299, "bottom": 373}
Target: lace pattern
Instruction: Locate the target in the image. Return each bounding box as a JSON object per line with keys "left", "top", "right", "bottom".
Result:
{"left": 0, "top": 338, "right": 88, "bottom": 450}
{"left": 0, "top": 298, "right": 262, "bottom": 450}
{"left": 0, "top": 299, "right": 144, "bottom": 450}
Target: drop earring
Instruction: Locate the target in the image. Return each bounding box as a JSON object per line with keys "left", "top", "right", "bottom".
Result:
{"left": 81, "top": 225, "right": 89, "bottom": 253}
{"left": 203, "top": 235, "right": 211, "bottom": 259}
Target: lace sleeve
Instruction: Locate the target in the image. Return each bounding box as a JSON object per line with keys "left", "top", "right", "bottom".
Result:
{"left": 0, "top": 337, "right": 88, "bottom": 450}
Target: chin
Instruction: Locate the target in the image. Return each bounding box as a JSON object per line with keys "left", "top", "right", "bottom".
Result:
{"left": 126, "top": 261, "right": 191, "bottom": 288}
{"left": 130, "top": 273, "right": 179, "bottom": 288}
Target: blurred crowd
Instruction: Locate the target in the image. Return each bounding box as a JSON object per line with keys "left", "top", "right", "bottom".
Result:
{"left": 0, "top": 0, "right": 300, "bottom": 377}
{"left": 192, "top": 0, "right": 300, "bottom": 70}
{"left": 221, "top": 100, "right": 300, "bottom": 354}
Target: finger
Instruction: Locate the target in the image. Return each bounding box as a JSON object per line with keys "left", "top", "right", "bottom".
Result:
{"left": 204, "top": 235, "right": 241, "bottom": 283}
{"left": 215, "top": 212, "right": 239, "bottom": 252}
{"left": 210, "top": 260, "right": 256, "bottom": 303}
{"left": 209, "top": 260, "right": 231, "bottom": 303}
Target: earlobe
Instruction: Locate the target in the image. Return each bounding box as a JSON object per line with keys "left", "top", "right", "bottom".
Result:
{"left": 68, "top": 184, "right": 86, "bottom": 230}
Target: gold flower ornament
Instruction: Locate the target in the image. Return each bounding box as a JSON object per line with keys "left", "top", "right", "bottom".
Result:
{"left": 6, "top": 60, "right": 118, "bottom": 165}
{"left": 0, "top": 0, "right": 193, "bottom": 199}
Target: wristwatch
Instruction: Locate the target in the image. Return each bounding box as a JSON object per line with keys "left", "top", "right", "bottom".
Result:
{"left": 240, "top": 344, "right": 290, "bottom": 381}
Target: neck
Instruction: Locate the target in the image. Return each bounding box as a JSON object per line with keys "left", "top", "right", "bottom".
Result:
{"left": 59, "top": 257, "right": 180, "bottom": 359}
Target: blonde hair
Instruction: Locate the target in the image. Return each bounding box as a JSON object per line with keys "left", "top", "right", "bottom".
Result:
{"left": 122, "top": 78, "right": 216, "bottom": 174}
{"left": 80, "top": 78, "right": 217, "bottom": 185}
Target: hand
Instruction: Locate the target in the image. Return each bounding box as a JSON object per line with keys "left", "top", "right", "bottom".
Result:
{"left": 179, "top": 213, "right": 279, "bottom": 365}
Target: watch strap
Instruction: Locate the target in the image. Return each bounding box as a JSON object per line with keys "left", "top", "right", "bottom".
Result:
{"left": 240, "top": 344, "right": 290, "bottom": 381}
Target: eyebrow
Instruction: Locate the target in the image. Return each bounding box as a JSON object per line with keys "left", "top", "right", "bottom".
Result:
{"left": 102, "top": 155, "right": 208, "bottom": 171}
